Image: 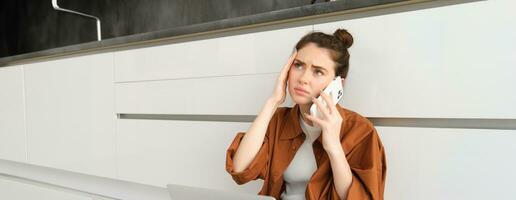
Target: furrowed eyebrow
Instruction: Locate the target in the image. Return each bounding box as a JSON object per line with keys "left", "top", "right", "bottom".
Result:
{"left": 312, "top": 65, "right": 327, "bottom": 72}
{"left": 294, "top": 59, "right": 328, "bottom": 72}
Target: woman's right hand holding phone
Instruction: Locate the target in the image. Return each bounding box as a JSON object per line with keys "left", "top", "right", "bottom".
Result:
{"left": 269, "top": 49, "right": 297, "bottom": 107}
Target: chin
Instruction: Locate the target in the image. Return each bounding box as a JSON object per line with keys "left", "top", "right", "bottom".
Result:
{"left": 291, "top": 94, "right": 312, "bottom": 105}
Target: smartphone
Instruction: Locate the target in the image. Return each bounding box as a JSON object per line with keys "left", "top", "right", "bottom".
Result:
{"left": 309, "top": 76, "right": 344, "bottom": 119}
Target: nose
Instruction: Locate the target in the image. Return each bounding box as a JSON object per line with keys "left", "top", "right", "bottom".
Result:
{"left": 298, "top": 68, "right": 311, "bottom": 85}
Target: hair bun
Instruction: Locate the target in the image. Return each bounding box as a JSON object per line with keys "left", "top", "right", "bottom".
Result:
{"left": 333, "top": 29, "right": 353, "bottom": 49}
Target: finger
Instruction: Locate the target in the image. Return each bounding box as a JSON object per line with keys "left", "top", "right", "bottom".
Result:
{"left": 303, "top": 112, "right": 324, "bottom": 128}
{"left": 276, "top": 52, "right": 296, "bottom": 83}
{"left": 282, "top": 51, "right": 297, "bottom": 74}
{"left": 312, "top": 96, "right": 331, "bottom": 119}
{"left": 319, "top": 92, "right": 336, "bottom": 114}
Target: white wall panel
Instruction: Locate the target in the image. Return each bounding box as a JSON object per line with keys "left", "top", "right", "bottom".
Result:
{"left": 378, "top": 126, "right": 516, "bottom": 200}
{"left": 0, "top": 66, "right": 27, "bottom": 162}
{"left": 115, "top": 73, "right": 298, "bottom": 115}
{"left": 114, "top": 26, "right": 312, "bottom": 82}
{"left": 314, "top": 0, "right": 516, "bottom": 118}
{"left": 116, "top": 119, "right": 262, "bottom": 194}
{"left": 23, "top": 53, "right": 117, "bottom": 178}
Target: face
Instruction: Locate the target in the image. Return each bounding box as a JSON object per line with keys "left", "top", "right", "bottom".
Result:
{"left": 288, "top": 42, "right": 337, "bottom": 105}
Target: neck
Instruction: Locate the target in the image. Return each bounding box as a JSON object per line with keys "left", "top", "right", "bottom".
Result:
{"left": 299, "top": 103, "right": 314, "bottom": 126}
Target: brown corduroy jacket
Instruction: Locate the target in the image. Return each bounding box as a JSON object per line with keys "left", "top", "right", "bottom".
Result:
{"left": 225, "top": 104, "right": 386, "bottom": 200}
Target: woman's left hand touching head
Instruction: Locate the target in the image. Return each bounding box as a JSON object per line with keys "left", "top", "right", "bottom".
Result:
{"left": 303, "top": 91, "right": 344, "bottom": 153}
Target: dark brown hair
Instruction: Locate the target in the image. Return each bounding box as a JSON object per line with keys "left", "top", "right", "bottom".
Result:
{"left": 294, "top": 29, "right": 354, "bottom": 78}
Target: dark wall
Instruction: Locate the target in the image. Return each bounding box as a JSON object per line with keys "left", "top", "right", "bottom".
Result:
{"left": 0, "top": 0, "right": 22, "bottom": 57}
{"left": 0, "top": 0, "right": 313, "bottom": 58}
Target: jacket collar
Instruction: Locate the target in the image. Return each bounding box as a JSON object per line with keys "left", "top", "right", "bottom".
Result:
{"left": 280, "top": 104, "right": 346, "bottom": 143}
{"left": 279, "top": 104, "right": 303, "bottom": 141}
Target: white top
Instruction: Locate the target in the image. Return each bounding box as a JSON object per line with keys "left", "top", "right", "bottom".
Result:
{"left": 280, "top": 114, "right": 322, "bottom": 200}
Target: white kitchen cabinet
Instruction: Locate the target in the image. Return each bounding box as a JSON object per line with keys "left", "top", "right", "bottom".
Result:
{"left": 116, "top": 118, "right": 262, "bottom": 193}
{"left": 115, "top": 73, "right": 296, "bottom": 115}
{"left": 378, "top": 126, "right": 516, "bottom": 200}
{"left": 0, "top": 65, "right": 27, "bottom": 162}
{"left": 23, "top": 53, "right": 117, "bottom": 178}
{"left": 314, "top": 0, "right": 516, "bottom": 118}
{"left": 113, "top": 25, "right": 312, "bottom": 83}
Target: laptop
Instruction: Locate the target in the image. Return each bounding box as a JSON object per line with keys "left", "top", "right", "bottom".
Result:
{"left": 166, "top": 183, "right": 276, "bottom": 200}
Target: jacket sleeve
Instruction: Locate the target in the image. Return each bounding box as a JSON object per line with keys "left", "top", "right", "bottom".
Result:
{"left": 331, "top": 127, "right": 387, "bottom": 200}
{"left": 225, "top": 131, "right": 271, "bottom": 185}
{"left": 225, "top": 108, "right": 282, "bottom": 185}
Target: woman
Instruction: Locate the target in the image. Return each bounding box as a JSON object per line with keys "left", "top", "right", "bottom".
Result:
{"left": 226, "top": 29, "right": 386, "bottom": 200}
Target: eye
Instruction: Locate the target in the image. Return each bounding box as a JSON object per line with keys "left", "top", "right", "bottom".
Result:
{"left": 293, "top": 62, "right": 302, "bottom": 69}
{"left": 315, "top": 70, "right": 324, "bottom": 76}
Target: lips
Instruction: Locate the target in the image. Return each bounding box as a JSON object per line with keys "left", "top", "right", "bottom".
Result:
{"left": 294, "top": 87, "right": 309, "bottom": 95}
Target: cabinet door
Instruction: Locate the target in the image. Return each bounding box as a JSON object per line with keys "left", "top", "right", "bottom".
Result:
{"left": 23, "top": 53, "right": 117, "bottom": 178}
{"left": 0, "top": 65, "right": 27, "bottom": 162}
{"left": 115, "top": 73, "right": 298, "bottom": 115}
{"left": 314, "top": 0, "right": 516, "bottom": 118}
{"left": 116, "top": 119, "right": 263, "bottom": 194}
{"left": 378, "top": 126, "right": 516, "bottom": 199}
{"left": 114, "top": 25, "right": 312, "bottom": 82}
